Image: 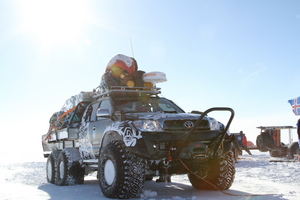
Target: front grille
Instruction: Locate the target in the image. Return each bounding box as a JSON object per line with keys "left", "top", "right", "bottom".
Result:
{"left": 163, "top": 119, "right": 209, "bottom": 131}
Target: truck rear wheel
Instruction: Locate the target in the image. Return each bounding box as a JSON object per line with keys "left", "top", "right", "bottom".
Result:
{"left": 46, "top": 151, "right": 60, "bottom": 184}
{"left": 188, "top": 151, "right": 235, "bottom": 190}
{"left": 98, "top": 140, "right": 145, "bottom": 198}
{"left": 56, "top": 148, "right": 84, "bottom": 186}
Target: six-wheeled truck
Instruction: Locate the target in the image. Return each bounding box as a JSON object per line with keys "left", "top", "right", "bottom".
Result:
{"left": 42, "top": 73, "right": 235, "bottom": 199}
{"left": 256, "top": 126, "right": 299, "bottom": 159}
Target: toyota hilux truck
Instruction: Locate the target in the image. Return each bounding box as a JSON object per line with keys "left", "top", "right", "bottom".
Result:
{"left": 42, "top": 73, "right": 235, "bottom": 199}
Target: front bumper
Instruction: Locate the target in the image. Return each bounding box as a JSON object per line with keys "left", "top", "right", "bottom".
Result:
{"left": 128, "top": 129, "right": 223, "bottom": 160}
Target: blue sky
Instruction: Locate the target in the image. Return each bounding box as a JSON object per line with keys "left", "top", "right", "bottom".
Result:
{"left": 1, "top": 0, "right": 300, "bottom": 151}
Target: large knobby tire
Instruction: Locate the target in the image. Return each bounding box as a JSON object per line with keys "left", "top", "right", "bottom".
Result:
{"left": 188, "top": 151, "right": 236, "bottom": 190}
{"left": 287, "top": 142, "right": 299, "bottom": 159}
{"left": 56, "top": 148, "right": 85, "bottom": 186}
{"left": 46, "top": 151, "right": 60, "bottom": 184}
{"left": 98, "top": 140, "right": 145, "bottom": 199}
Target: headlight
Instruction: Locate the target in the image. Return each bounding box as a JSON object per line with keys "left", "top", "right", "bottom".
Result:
{"left": 209, "top": 118, "right": 220, "bottom": 130}
{"left": 133, "top": 120, "right": 164, "bottom": 132}
{"left": 218, "top": 122, "right": 231, "bottom": 135}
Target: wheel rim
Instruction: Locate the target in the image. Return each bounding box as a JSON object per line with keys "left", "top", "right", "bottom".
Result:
{"left": 59, "top": 161, "right": 64, "bottom": 179}
{"left": 104, "top": 159, "right": 115, "bottom": 185}
{"left": 47, "top": 160, "right": 52, "bottom": 180}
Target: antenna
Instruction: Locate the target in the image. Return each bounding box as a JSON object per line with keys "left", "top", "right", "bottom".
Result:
{"left": 130, "top": 38, "right": 135, "bottom": 58}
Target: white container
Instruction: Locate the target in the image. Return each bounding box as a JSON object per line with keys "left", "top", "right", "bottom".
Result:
{"left": 143, "top": 71, "right": 167, "bottom": 86}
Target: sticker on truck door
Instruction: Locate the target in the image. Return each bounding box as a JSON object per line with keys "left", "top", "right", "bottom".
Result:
{"left": 105, "top": 121, "right": 142, "bottom": 147}
{"left": 78, "top": 122, "right": 96, "bottom": 159}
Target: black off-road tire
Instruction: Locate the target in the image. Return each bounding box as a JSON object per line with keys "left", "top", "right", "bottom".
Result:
{"left": 188, "top": 151, "right": 235, "bottom": 190}
{"left": 56, "top": 148, "right": 85, "bottom": 186}
{"left": 287, "top": 142, "right": 299, "bottom": 159}
{"left": 46, "top": 151, "right": 60, "bottom": 184}
{"left": 98, "top": 140, "right": 145, "bottom": 199}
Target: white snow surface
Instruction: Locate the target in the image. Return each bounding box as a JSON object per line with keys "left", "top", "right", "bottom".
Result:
{"left": 0, "top": 149, "right": 299, "bottom": 200}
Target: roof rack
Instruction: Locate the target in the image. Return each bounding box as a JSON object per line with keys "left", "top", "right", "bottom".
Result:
{"left": 92, "top": 86, "right": 161, "bottom": 99}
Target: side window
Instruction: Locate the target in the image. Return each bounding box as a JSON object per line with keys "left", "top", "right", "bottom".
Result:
{"left": 71, "top": 103, "right": 86, "bottom": 123}
{"left": 84, "top": 105, "right": 93, "bottom": 122}
{"left": 97, "top": 99, "right": 112, "bottom": 120}
{"left": 85, "top": 102, "right": 100, "bottom": 122}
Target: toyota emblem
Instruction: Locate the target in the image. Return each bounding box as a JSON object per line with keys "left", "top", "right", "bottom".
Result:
{"left": 184, "top": 121, "right": 194, "bottom": 128}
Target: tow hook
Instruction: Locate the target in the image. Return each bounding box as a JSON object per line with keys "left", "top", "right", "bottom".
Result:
{"left": 163, "top": 158, "right": 170, "bottom": 168}
{"left": 163, "top": 158, "right": 171, "bottom": 184}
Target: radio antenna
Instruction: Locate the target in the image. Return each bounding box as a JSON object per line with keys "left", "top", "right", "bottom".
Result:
{"left": 130, "top": 38, "right": 135, "bottom": 58}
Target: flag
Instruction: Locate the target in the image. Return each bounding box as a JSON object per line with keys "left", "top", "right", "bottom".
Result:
{"left": 288, "top": 97, "right": 300, "bottom": 115}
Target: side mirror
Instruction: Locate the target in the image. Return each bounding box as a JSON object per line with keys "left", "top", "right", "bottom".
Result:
{"left": 114, "top": 110, "right": 126, "bottom": 121}
{"left": 96, "top": 109, "right": 110, "bottom": 118}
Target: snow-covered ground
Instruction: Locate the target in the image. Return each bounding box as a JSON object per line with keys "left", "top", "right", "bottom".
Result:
{"left": 0, "top": 149, "right": 299, "bottom": 200}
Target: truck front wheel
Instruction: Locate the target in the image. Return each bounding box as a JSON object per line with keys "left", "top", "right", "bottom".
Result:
{"left": 188, "top": 151, "right": 235, "bottom": 190}
{"left": 98, "top": 140, "right": 145, "bottom": 198}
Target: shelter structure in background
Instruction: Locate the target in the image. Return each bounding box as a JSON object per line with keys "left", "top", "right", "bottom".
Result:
{"left": 288, "top": 97, "right": 300, "bottom": 115}
{"left": 256, "top": 126, "right": 298, "bottom": 159}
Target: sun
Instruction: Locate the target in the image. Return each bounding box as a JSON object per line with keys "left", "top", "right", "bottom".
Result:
{"left": 17, "top": 0, "right": 92, "bottom": 50}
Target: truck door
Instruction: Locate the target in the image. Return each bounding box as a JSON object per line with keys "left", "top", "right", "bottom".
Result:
{"left": 89, "top": 99, "right": 113, "bottom": 155}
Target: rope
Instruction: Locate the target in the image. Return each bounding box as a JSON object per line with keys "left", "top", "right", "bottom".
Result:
{"left": 43, "top": 103, "right": 81, "bottom": 144}
{"left": 58, "top": 105, "right": 77, "bottom": 119}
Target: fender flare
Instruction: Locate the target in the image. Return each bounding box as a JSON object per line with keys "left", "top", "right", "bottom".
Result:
{"left": 100, "top": 131, "right": 122, "bottom": 150}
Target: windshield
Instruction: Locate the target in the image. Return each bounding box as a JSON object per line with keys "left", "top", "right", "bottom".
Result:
{"left": 115, "top": 97, "right": 185, "bottom": 113}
